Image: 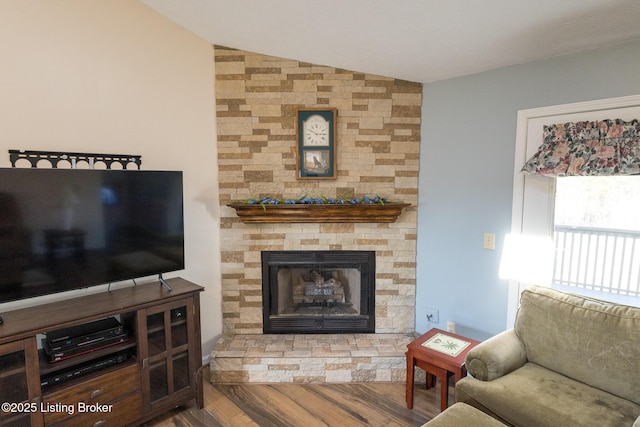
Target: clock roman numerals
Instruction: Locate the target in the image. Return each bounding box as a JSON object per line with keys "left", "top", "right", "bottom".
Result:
{"left": 304, "top": 117, "right": 329, "bottom": 146}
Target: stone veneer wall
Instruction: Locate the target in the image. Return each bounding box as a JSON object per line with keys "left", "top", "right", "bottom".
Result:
{"left": 214, "top": 46, "right": 422, "bottom": 335}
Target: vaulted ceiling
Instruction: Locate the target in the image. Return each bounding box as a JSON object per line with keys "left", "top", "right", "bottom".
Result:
{"left": 139, "top": 0, "right": 640, "bottom": 83}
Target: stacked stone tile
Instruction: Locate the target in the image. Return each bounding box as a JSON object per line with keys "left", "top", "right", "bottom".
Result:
{"left": 211, "top": 334, "right": 419, "bottom": 383}
{"left": 214, "top": 45, "right": 421, "bottom": 338}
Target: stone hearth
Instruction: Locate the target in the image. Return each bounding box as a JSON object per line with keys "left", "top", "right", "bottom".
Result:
{"left": 210, "top": 333, "right": 418, "bottom": 383}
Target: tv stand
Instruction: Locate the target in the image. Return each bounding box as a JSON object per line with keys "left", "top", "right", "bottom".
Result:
{"left": 158, "top": 273, "right": 173, "bottom": 291}
{"left": 0, "top": 277, "right": 203, "bottom": 426}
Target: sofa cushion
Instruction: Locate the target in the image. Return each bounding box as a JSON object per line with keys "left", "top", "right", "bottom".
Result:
{"left": 514, "top": 286, "right": 640, "bottom": 404}
{"left": 456, "top": 363, "right": 640, "bottom": 427}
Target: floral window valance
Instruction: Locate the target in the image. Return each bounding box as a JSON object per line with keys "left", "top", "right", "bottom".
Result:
{"left": 521, "top": 119, "right": 640, "bottom": 177}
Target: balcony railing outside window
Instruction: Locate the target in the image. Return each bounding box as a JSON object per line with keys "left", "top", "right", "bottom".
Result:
{"left": 553, "top": 225, "right": 640, "bottom": 298}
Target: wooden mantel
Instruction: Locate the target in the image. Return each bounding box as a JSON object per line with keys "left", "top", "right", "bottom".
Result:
{"left": 227, "top": 202, "right": 411, "bottom": 224}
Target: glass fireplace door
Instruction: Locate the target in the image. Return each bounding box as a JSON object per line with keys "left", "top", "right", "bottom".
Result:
{"left": 262, "top": 251, "right": 375, "bottom": 333}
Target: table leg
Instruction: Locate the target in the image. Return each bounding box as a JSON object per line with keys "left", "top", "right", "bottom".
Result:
{"left": 454, "top": 366, "right": 466, "bottom": 383}
{"left": 426, "top": 373, "right": 435, "bottom": 389}
{"left": 405, "top": 351, "right": 414, "bottom": 409}
{"left": 439, "top": 374, "right": 448, "bottom": 412}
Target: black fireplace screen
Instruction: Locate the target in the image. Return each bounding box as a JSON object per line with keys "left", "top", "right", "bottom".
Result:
{"left": 262, "top": 251, "right": 375, "bottom": 333}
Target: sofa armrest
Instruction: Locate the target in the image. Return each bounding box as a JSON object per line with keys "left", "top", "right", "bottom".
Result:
{"left": 465, "top": 329, "right": 526, "bottom": 381}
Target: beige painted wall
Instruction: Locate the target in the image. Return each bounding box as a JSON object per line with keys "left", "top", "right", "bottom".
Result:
{"left": 0, "top": 0, "right": 222, "bottom": 357}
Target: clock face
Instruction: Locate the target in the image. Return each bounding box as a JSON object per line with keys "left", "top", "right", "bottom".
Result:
{"left": 303, "top": 114, "right": 330, "bottom": 146}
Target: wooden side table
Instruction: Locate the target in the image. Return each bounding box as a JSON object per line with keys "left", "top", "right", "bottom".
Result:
{"left": 406, "top": 328, "right": 480, "bottom": 412}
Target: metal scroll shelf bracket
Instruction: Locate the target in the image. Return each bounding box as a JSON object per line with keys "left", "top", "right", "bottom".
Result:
{"left": 9, "top": 149, "right": 142, "bottom": 169}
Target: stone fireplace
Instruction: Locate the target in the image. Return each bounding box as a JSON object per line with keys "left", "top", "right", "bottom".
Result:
{"left": 214, "top": 46, "right": 421, "bottom": 336}
{"left": 262, "top": 250, "right": 375, "bottom": 333}
{"left": 211, "top": 46, "right": 421, "bottom": 383}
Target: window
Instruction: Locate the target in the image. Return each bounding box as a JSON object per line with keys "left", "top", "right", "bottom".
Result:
{"left": 508, "top": 96, "right": 640, "bottom": 326}
{"left": 553, "top": 176, "right": 640, "bottom": 303}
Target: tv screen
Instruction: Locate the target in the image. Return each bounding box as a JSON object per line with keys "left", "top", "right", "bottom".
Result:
{"left": 0, "top": 168, "right": 184, "bottom": 303}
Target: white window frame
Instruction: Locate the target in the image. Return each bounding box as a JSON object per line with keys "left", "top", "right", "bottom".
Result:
{"left": 507, "top": 94, "right": 640, "bottom": 328}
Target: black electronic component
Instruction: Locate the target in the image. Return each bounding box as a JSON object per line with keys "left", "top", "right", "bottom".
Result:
{"left": 40, "top": 351, "right": 129, "bottom": 388}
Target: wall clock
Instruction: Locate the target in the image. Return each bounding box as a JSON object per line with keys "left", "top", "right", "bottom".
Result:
{"left": 296, "top": 108, "right": 337, "bottom": 179}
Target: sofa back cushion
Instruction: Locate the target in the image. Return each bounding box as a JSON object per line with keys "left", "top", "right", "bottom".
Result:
{"left": 515, "top": 286, "right": 640, "bottom": 404}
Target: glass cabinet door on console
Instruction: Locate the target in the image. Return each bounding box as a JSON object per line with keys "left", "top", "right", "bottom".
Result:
{"left": 139, "top": 297, "right": 197, "bottom": 412}
{"left": 0, "top": 339, "right": 43, "bottom": 427}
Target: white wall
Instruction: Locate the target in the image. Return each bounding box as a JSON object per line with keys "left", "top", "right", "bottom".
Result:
{"left": 416, "top": 38, "right": 640, "bottom": 340}
{"left": 0, "top": 0, "right": 222, "bottom": 357}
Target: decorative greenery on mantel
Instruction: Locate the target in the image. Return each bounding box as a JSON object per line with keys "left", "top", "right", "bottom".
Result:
{"left": 227, "top": 195, "right": 410, "bottom": 224}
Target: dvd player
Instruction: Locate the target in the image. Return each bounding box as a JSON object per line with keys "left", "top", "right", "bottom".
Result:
{"left": 45, "top": 317, "right": 124, "bottom": 351}
{"left": 42, "top": 334, "right": 129, "bottom": 362}
{"left": 43, "top": 317, "right": 129, "bottom": 362}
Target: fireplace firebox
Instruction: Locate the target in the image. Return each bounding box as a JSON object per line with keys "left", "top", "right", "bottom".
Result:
{"left": 262, "top": 251, "right": 375, "bottom": 333}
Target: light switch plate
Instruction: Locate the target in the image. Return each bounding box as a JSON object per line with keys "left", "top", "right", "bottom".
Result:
{"left": 483, "top": 233, "right": 495, "bottom": 250}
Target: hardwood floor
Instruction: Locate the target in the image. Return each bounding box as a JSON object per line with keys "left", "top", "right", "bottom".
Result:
{"left": 144, "top": 371, "right": 453, "bottom": 426}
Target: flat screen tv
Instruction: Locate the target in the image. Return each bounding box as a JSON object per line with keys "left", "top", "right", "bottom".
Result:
{"left": 0, "top": 168, "right": 184, "bottom": 303}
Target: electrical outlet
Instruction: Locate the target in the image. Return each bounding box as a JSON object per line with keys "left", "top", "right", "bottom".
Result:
{"left": 447, "top": 321, "right": 456, "bottom": 334}
{"left": 425, "top": 308, "right": 439, "bottom": 323}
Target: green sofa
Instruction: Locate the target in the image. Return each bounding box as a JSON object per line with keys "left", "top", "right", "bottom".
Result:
{"left": 456, "top": 286, "right": 640, "bottom": 426}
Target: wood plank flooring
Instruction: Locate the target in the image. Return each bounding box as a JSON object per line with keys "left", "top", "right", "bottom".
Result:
{"left": 143, "top": 370, "right": 453, "bottom": 426}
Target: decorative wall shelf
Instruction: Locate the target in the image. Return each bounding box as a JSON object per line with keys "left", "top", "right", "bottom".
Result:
{"left": 9, "top": 149, "right": 141, "bottom": 169}
{"left": 227, "top": 202, "right": 411, "bottom": 224}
